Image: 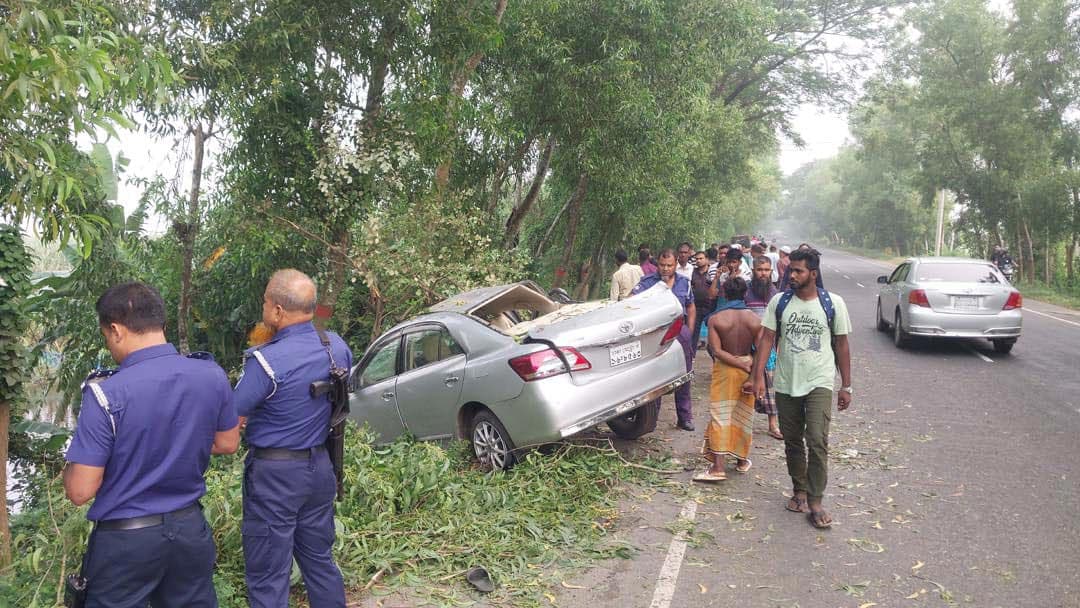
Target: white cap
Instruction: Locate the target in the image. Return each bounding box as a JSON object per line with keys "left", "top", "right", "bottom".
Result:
{"left": 779, "top": 245, "right": 791, "bottom": 254}
{"left": 730, "top": 243, "right": 742, "bottom": 250}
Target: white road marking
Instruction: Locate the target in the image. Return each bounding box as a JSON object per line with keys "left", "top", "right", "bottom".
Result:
{"left": 843, "top": 274, "right": 851, "bottom": 280}
{"left": 856, "top": 282, "right": 866, "bottom": 288}
{"left": 965, "top": 346, "right": 994, "bottom": 363}
{"left": 649, "top": 499, "right": 698, "bottom": 608}
{"left": 1025, "top": 307, "right": 1080, "bottom": 329}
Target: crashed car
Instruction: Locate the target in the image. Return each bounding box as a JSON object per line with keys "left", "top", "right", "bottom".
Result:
{"left": 347, "top": 281, "right": 692, "bottom": 469}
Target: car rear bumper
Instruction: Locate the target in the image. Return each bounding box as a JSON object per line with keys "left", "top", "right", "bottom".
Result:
{"left": 492, "top": 344, "right": 690, "bottom": 446}
{"left": 906, "top": 306, "right": 1022, "bottom": 339}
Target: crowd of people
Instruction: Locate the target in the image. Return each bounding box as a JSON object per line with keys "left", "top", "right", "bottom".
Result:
{"left": 612, "top": 239, "right": 854, "bottom": 530}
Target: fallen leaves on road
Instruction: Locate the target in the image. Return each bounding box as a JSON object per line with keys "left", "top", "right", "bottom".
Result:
{"left": 847, "top": 537, "right": 886, "bottom": 553}
{"left": 559, "top": 581, "right": 585, "bottom": 590}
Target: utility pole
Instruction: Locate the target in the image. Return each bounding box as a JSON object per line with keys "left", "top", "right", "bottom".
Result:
{"left": 935, "top": 189, "right": 946, "bottom": 256}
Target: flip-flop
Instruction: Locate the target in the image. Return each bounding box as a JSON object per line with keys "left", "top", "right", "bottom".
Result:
{"left": 692, "top": 471, "right": 727, "bottom": 483}
{"left": 808, "top": 510, "right": 833, "bottom": 529}
{"left": 735, "top": 458, "right": 752, "bottom": 473}
{"left": 767, "top": 429, "right": 784, "bottom": 440}
{"left": 785, "top": 496, "right": 809, "bottom": 513}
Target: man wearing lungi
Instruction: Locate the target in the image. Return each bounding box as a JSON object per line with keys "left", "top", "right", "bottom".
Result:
{"left": 696, "top": 277, "right": 760, "bottom": 482}
{"left": 745, "top": 255, "right": 783, "bottom": 440}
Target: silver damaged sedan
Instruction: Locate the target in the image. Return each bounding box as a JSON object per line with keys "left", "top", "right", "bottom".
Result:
{"left": 876, "top": 257, "right": 1022, "bottom": 354}
{"left": 347, "top": 281, "right": 692, "bottom": 469}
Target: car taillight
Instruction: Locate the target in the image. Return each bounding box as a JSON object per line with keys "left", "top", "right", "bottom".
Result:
{"left": 908, "top": 289, "right": 931, "bottom": 307}
{"left": 508, "top": 347, "right": 591, "bottom": 381}
{"left": 1003, "top": 291, "right": 1023, "bottom": 310}
{"left": 660, "top": 317, "right": 684, "bottom": 347}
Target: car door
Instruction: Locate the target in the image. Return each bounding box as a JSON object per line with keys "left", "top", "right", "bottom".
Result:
{"left": 882, "top": 263, "right": 909, "bottom": 313}
{"left": 348, "top": 334, "right": 406, "bottom": 443}
{"left": 393, "top": 325, "right": 467, "bottom": 440}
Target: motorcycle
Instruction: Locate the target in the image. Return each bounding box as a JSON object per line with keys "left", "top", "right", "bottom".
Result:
{"left": 999, "top": 258, "right": 1015, "bottom": 282}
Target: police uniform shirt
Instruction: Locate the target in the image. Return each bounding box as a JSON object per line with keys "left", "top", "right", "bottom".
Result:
{"left": 65, "top": 344, "right": 237, "bottom": 521}
{"left": 233, "top": 322, "right": 353, "bottom": 450}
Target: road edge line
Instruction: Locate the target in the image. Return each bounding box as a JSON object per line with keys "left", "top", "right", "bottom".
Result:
{"left": 648, "top": 498, "right": 698, "bottom": 608}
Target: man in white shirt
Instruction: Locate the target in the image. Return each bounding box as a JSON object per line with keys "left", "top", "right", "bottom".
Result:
{"left": 675, "top": 242, "right": 695, "bottom": 279}
{"left": 610, "top": 249, "right": 644, "bottom": 301}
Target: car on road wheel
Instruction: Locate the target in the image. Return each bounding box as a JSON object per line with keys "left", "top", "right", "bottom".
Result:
{"left": 876, "top": 257, "right": 1022, "bottom": 354}
{"left": 347, "top": 281, "right": 692, "bottom": 470}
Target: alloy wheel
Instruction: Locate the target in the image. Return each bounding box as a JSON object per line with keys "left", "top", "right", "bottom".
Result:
{"left": 473, "top": 420, "right": 510, "bottom": 470}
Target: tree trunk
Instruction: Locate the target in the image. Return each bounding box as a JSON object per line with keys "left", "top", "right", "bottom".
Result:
{"left": 486, "top": 136, "right": 533, "bottom": 214}
{"left": 177, "top": 122, "right": 207, "bottom": 354}
{"left": 550, "top": 172, "right": 589, "bottom": 290}
{"left": 503, "top": 136, "right": 555, "bottom": 248}
{"left": 534, "top": 189, "right": 575, "bottom": 257}
{"left": 0, "top": 400, "right": 8, "bottom": 568}
{"left": 1068, "top": 233, "right": 1076, "bottom": 284}
{"left": 434, "top": 0, "right": 509, "bottom": 192}
{"left": 1023, "top": 219, "right": 1036, "bottom": 283}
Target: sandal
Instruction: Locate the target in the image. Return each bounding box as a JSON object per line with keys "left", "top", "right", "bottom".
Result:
{"left": 735, "top": 458, "right": 752, "bottom": 473}
{"left": 693, "top": 471, "right": 727, "bottom": 483}
{"left": 767, "top": 428, "right": 784, "bottom": 440}
{"left": 785, "top": 496, "right": 809, "bottom": 513}
{"left": 808, "top": 509, "right": 833, "bottom": 529}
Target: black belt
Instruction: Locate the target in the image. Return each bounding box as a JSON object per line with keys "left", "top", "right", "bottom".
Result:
{"left": 252, "top": 445, "right": 326, "bottom": 460}
{"left": 96, "top": 503, "right": 201, "bottom": 531}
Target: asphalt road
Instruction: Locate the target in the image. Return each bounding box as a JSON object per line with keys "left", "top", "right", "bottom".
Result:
{"left": 555, "top": 247, "right": 1080, "bottom": 608}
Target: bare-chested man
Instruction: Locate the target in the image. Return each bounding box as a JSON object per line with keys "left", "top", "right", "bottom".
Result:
{"left": 695, "top": 277, "right": 760, "bottom": 482}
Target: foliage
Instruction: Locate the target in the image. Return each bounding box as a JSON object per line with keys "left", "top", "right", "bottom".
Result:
{"left": 0, "top": 0, "right": 176, "bottom": 247}
{"left": 0, "top": 226, "right": 31, "bottom": 409}
{"left": 3, "top": 428, "right": 650, "bottom": 607}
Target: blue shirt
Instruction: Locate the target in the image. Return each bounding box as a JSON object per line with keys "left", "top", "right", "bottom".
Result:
{"left": 65, "top": 344, "right": 237, "bottom": 521}
{"left": 631, "top": 273, "right": 694, "bottom": 314}
{"left": 233, "top": 322, "right": 353, "bottom": 450}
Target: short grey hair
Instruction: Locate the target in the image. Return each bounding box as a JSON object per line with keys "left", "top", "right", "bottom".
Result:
{"left": 266, "top": 269, "right": 318, "bottom": 313}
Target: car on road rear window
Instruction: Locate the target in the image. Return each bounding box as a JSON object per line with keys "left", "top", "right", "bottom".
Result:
{"left": 875, "top": 257, "right": 1022, "bottom": 354}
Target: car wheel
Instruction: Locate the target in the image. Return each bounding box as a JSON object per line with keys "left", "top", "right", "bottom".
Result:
{"left": 470, "top": 410, "right": 517, "bottom": 471}
{"left": 893, "top": 309, "right": 910, "bottom": 348}
{"left": 992, "top": 339, "right": 1015, "bottom": 355}
{"left": 607, "top": 398, "right": 661, "bottom": 439}
{"left": 876, "top": 299, "right": 889, "bottom": 332}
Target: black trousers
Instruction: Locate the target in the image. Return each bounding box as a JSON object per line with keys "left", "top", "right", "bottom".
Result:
{"left": 85, "top": 506, "right": 217, "bottom": 608}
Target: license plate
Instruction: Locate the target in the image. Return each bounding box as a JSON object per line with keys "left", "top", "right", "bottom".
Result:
{"left": 954, "top": 295, "right": 979, "bottom": 310}
{"left": 609, "top": 341, "right": 642, "bottom": 367}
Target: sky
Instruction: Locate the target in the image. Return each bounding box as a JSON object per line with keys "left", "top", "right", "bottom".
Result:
{"left": 778, "top": 105, "right": 852, "bottom": 176}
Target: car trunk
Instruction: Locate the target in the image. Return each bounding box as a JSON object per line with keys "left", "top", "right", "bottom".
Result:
{"left": 509, "top": 283, "right": 682, "bottom": 386}
{"left": 912, "top": 263, "right": 1010, "bottom": 315}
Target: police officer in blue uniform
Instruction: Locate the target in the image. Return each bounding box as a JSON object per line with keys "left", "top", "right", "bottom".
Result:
{"left": 234, "top": 269, "right": 351, "bottom": 608}
{"left": 64, "top": 282, "right": 239, "bottom": 607}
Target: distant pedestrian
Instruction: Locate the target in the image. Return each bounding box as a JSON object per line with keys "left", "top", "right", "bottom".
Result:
{"left": 632, "top": 249, "right": 696, "bottom": 431}
{"left": 639, "top": 246, "right": 658, "bottom": 276}
{"left": 64, "top": 282, "right": 239, "bottom": 607}
{"left": 697, "top": 277, "right": 759, "bottom": 482}
{"left": 767, "top": 245, "right": 781, "bottom": 284}
{"left": 752, "top": 248, "right": 853, "bottom": 530}
{"left": 776, "top": 245, "right": 791, "bottom": 288}
{"left": 610, "top": 249, "right": 644, "bottom": 301}
{"left": 745, "top": 256, "right": 782, "bottom": 440}
{"left": 675, "top": 242, "right": 695, "bottom": 279}
{"left": 690, "top": 250, "right": 716, "bottom": 349}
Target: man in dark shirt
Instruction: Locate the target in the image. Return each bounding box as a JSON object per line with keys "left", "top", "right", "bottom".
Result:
{"left": 690, "top": 250, "right": 716, "bottom": 349}
{"left": 233, "top": 269, "right": 352, "bottom": 608}
{"left": 64, "top": 282, "right": 239, "bottom": 607}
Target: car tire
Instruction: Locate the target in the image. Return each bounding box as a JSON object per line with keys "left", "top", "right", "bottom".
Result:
{"left": 893, "top": 309, "right": 910, "bottom": 348}
{"left": 876, "top": 299, "right": 889, "bottom": 332}
{"left": 607, "top": 398, "right": 661, "bottom": 439}
{"left": 470, "top": 410, "right": 517, "bottom": 471}
{"left": 992, "top": 339, "right": 1015, "bottom": 355}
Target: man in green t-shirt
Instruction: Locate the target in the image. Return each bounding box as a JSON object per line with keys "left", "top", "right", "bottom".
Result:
{"left": 752, "top": 248, "right": 853, "bottom": 529}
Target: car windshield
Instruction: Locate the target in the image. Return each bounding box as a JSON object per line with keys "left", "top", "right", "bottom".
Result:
{"left": 916, "top": 263, "right": 1000, "bottom": 284}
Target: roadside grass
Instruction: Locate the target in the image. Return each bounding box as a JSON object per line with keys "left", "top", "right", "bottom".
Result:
{"left": 3, "top": 427, "right": 670, "bottom": 608}
{"left": 1015, "top": 281, "right": 1080, "bottom": 311}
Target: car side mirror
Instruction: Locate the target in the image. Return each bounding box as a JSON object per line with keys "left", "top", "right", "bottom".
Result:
{"left": 877, "top": 275, "right": 888, "bottom": 284}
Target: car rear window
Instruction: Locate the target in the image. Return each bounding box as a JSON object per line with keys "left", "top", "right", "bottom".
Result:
{"left": 916, "top": 263, "right": 1000, "bottom": 283}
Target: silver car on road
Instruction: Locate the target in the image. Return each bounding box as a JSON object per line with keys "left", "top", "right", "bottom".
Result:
{"left": 348, "top": 281, "right": 692, "bottom": 469}
{"left": 876, "top": 257, "right": 1023, "bottom": 354}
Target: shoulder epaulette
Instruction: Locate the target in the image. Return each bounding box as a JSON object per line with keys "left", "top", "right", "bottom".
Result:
{"left": 81, "top": 368, "right": 118, "bottom": 437}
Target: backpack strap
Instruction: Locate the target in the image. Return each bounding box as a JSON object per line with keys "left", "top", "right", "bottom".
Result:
{"left": 774, "top": 290, "right": 796, "bottom": 337}
{"left": 817, "top": 288, "right": 836, "bottom": 334}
